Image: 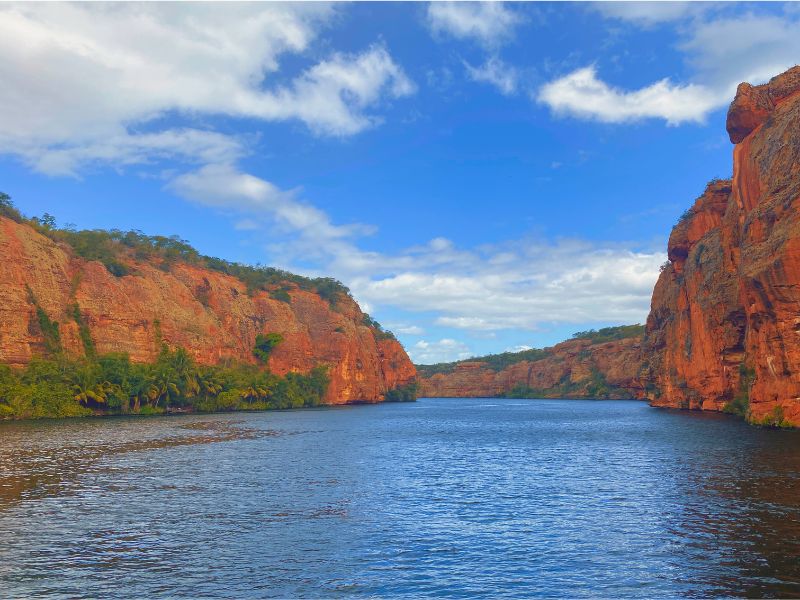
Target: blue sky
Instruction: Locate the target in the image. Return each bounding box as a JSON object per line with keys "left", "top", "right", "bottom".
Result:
{"left": 1, "top": 2, "right": 798, "bottom": 363}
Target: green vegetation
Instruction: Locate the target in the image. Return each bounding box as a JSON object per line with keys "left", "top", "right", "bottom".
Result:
{"left": 269, "top": 288, "right": 292, "bottom": 304}
{"left": 723, "top": 363, "right": 754, "bottom": 418}
{"left": 752, "top": 405, "right": 794, "bottom": 428}
{"left": 25, "top": 286, "right": 62, "bottom": 356}
{"left": 0, "top": 344, "right": 330, "bottom": 420}
{"left": 570, "top": 324, "right": 645, "bottom": 344}
{"left": 502, "top": 368, "right": 621, "bottom": 400}
{"left": 417, "top": 325, "right": 644, "bottom": 376}
{"left": 253, "top": 333, "right": 284, "bottom": 363}
{"left": 70, "top": 303, "right": 96, "bottom": 358}
{"left": 362, "top": 314, "right": 397, "bottom": 341}
{"left": 723, "top": 363, "right": 795, "bottom": 427}
{"left": 0, "top": 192, "right": 352, "bottom": 303}
{"left": 384, "top": 383, "right": 418, "bottom": 403}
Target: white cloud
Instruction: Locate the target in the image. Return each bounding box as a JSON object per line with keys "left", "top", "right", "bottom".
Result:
{"left": 679, "top": 14, "right": 800, "bottom": 91}
{"left": 388, "top": 324, "right": 426, "bottom": 336}
{"left": 506, "top": 345, "right": 532, "bottom": 353}
{"left": 170, "top": 164, "right": 371, "bottom": 244}
{"left": 0, "top": 3, "right": 414, "bottom": 174}
{"left": 546, "top": 9, "right": 800, "bottom": 126}
{"left": 537, "top": 66, "right": 719, "bottom": 125}
{"left": 464, "top": 56, "right": 518, "bottom": 95}
{"left": 246, "top": 45, "right": 416, "bottom": 136}
{"left": 409, "top": 338, "right": 473, "bottom": 364}
{"left": 426, "top": 2, "right": 521, "bottom": 47}
{"left": 169, "top": 162, "right": 664, "bottom": 337}
{"left": 350, "top": 240, "right": 663, "bottom": 333}
{"left": 590, "top": 1, "right": 707, "bottom": 25}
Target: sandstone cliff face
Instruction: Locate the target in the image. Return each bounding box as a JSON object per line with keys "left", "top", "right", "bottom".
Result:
{"left": 419, "top": 336, "right": 645, "bottom": 399}
{"left": 0, "top": 217, "right": 415, "bottom": 404}
{"left": 644, "top": 66, "right": 800, "bottom": 425}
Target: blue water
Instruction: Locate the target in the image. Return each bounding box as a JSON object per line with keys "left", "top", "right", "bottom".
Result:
{"left": 1, "top": 398, "right": 799, "bottom": 598}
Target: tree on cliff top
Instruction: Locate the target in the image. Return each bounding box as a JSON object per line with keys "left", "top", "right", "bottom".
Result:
{"left": 0, "top": 192, "right": 24, "bottom": 223}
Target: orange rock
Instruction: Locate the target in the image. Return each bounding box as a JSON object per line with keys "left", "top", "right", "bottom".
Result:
{"left": 418, "top": 336, "right": 645, "bottom": 399}
{"left": 645, "top": 66, "right": 800, "bottom": 426}
{"left": 0, "top": 217, "right": 415, "bottom": 404}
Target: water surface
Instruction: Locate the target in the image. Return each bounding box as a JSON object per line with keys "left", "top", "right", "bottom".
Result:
{"left": 1, "top": 398, "right": 799, "bottom": 598}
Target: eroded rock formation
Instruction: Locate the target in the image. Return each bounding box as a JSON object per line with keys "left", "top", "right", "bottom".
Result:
{"left": 418, "top": 335, "right": 645, "bottom": 399}
{"left": 0, "top": 217, "right": 415, "bottom": 404}
{"left": 644, "top": 66, "right": 800, "bottom": 425}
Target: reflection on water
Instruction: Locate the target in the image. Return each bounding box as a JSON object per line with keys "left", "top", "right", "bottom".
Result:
{"left": 0, "top": 399, "right": 799, "bottom": 598}
{"left": 0, "top": 417, "right": 278, "bottom": 506}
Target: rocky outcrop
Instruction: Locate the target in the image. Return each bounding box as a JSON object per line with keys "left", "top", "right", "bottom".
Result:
{"left": 0, "top": 217, "right": 415, "bottom": 404}
{"left": 418, "top": 335, "right": 645, "bottom": 399}
{"left": 644, "top": 66, "right": 800, "bottom": 425}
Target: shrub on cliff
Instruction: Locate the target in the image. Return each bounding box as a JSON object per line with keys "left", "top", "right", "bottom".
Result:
{"left": 384, "top": 383, "right": 418, "bottom": 402}
{"left": 253, "top": 333, "right": 284, "bottom": 363}
{"left": 0, "top": 192, "right": 24, "bottom": 223}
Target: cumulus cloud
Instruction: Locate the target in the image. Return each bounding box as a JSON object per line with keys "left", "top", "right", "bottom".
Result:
{"left": 537, "top": 66, "right": 719, "bottom": 125}
{"left": 680, "top": 13, "right": 800, "bottom": 91}
{"left": 0, "top": 3, "right": 413, "bottom": 174}
{"left": 349, "top": 240, "right": 663, "bottom": 332}
{"left": 590, "top": 1, "right": 707, "bottom": 25}
{"left": 170, "top": 164, "right": 372, "bottom": 245}
{"left": 426, "top": 2, "right": 521, "bottom": 47}
{"left": 171, "top": 166, "right": 664, "bottom": 338}
{"left": 464, "top": 56, "right": 518, "bottom": 95}
{"left": 387, "top": 324, "right": 426, "bottom": 336}
{"left": 541, "top": 8, "right": 800, "bottom": 125}
{"left": 409, "top": 338, "right": 473, "bottom": 364}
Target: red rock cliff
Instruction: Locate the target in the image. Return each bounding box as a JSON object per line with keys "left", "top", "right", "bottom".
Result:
{"left": 644, "top": 66, "right": 800, "bottom": 425}
{"left": 0, "top": 217, "right": 415, "bottom": 404}
{"left": 419, "top": 335, "right": 645, "bottom": 399}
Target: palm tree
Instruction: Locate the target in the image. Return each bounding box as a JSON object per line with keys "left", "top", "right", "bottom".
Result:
{"left": 240, "top": 384, "right": 270, "bottom": 405}
{"left": 198, "top": 370, "right": 223, "bottom": 402}
{"left": 72, "top": 380, "right": 116, "bottom": 408}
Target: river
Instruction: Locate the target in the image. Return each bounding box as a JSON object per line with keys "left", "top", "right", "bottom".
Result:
{"left": 1, "top": 398, "right": 799, "bottom": 598}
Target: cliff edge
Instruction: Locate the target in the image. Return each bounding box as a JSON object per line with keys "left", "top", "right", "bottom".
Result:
{"left": 0, "top": 215, "right": 415, "bottom": 404}
{"left": 643, "top": 66, "right": 800, "bottom": 426}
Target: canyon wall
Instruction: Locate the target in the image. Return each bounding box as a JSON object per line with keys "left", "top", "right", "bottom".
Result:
{"left": 643, "top": 66, "right": 800, "bottom": 426}
{"left": 0, "top": 216, "right": 415, "bottom": 404}
{"left": 419, "top": 334, "right": 645, "bottom": 399}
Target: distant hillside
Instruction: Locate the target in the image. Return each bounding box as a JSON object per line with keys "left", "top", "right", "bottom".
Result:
{"left": 416, "top": 325, "right": 645, "bottom": 400}
{"left": 416, "top": 325, "right": 644, "bottom": 377}
{"left": 0, "top": 196, "right": 416, "bottom": 419}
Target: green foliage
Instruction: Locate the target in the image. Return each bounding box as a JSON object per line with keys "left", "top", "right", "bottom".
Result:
{"left": 417, "top": 347, "right": 552, "bottom": 377}
{"left": 752, "top": 406, "right": 794, "bottom": 428}
{"left": 48, "top": 229, "right": 131, "bottom": 277}
{"left": 4, "top": 200, "right": 355, "bottom": 303}
{"left": 570, "top": 324, "right": 645, "bottom": 344}
{"left": 70, "top": 303, "right": 96, "bottom": 357}
{"left": 253, "top": 333, "right": 284, "bottom": 363}
{"left": 724, "top": 363, "right": 754, "bottom": 418}
{"left": 0, "top": 192, "right": 24, "bottom": 222}
{"left": 504, "top": 384, "right": 540, "bottom": 399}
{"left": 678, "top": 207, "right": 694, "bottom": 223}
{"left": 25, "top": 287, "right": 62, "bottom": 356}
{"left": 269, "top": 288, "right": 292, "bottom": 304}
{"left": 417, "top": 325, "right": 644, "bottom": 377}
{"left": 0, "top": 346, "right": 330, "bottom": 421}
{"left": 384, "top": 383, "right": 418, "bottom": 402}
{"left": 362, "top": 313, "right": 397, "bottom": 341}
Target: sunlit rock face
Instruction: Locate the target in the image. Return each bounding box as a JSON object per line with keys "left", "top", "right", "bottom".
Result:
{"left": 418, "top": 336, "right": 646, "bottom": 400}
{"left": 0, "top": 217, "right": 415, "bottom": 404}
{"left": 644, "top": 66, "right": 800, "bottom": 425}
